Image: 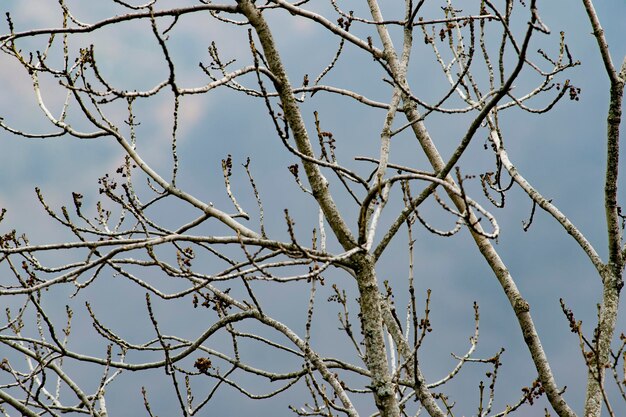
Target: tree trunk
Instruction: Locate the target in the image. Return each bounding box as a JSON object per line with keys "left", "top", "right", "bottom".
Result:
{"left": 353, "top": 253, "right": 400, "bottom": 417}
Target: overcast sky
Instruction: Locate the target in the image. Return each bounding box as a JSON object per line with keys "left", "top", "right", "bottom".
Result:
{"left": 0, "top": 1, "right": 625, "bottom": 416}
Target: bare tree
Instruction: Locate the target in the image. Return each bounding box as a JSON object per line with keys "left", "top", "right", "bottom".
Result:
{"left": 0, "top": 0, "right": 624, "bottom": 416}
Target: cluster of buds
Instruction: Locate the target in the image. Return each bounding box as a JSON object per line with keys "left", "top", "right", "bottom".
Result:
{"left": 556, "top": 81, "right": 581, "bottom": 101}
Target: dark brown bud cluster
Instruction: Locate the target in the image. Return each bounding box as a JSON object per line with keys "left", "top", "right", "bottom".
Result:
{"left": 336, "top": 16, "right": 352, "bottom": 31}
{"left": 560, "top": 298, "right": 580, "bottom": 333}
{"left": 521, "top": 379, "right": 544, "bottom": 405}
{"left": 0, "top": 229, "right": 17, "bottom": 248}
{"left": 288, "top": 163, "right": 299, "bottom": 178}
{"left": 194, "top": 357, "right": 213, "bottom": 374}
{"left": 222, "top": 154, "right": 233, "bottom": 176}
{"left": 177, "top": 247, "right": 194, "bottom": 272}
{"left": 556, "top": 81, "right": 581, "bottom": 101}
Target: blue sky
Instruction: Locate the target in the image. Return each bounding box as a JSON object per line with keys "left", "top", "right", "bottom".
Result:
{"left": 0, "top": 1, "right": 625, "bottom": 416}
